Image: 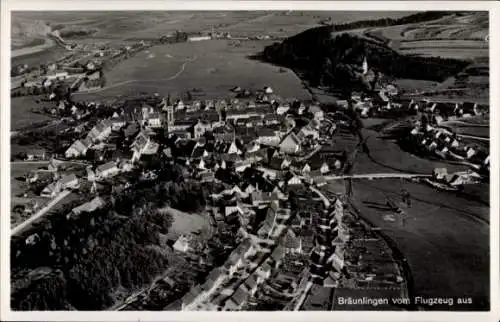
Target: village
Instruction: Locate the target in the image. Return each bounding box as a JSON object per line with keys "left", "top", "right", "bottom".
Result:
{"left": 10, "top": 60, "right": 490, "bottom": 310}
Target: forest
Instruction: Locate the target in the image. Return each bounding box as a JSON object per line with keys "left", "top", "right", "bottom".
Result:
{"left": 257, "top": 12, "right": 470, "bottom": 92}
{"left": 11, "top": 162, "right": 210, "bottom": 310}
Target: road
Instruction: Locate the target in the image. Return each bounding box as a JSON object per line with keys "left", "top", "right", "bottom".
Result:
{"left": 324, "top": 173, "right": 432, "bottom": 181}
{"left": 455, "top": 133, "right": 489, "bottom": 142}
{"left": 11, "top": 190, "right": 72, "bottom": 236}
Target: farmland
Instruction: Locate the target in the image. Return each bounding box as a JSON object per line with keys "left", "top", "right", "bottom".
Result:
{"left": 11, "top": 96, "right": 56, "bottom": 131}
{"left": 360, "top": 12, "right": 489, "bottom": 60}
{"left": 73, "top": 40, "right": 312, "bottom": 101}
{"left": 351, "top": 178, "right": 489, "bottom": 310}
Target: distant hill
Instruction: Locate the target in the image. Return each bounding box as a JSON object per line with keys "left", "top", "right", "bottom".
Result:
{"left": 257, "top": 12, "right": 473, "bottom": 93}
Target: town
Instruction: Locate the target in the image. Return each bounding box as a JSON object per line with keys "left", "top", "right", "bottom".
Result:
{"left": 10, "top": 70, "right": 489, "bottom": 311}
{"left": 8, "top": 10, "right": 490, "bottom": 313}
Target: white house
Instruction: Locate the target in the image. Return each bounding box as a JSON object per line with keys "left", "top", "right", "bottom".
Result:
{"left": 279, "top": 132, "right": 302, "bottom": 155}
{"left": 276, "top": 104, "right": 290, "bottom": 115}
{"left": 59, "top": 174, "right": 79, "bottom": 190}
{"left": 87, "top": 120, "right": 112, "bottom": 142}
{"left": 263, "top": 86, "right": 274, "bottom": 94}
{"left": 320, "top": 162, "right": 330, "bottom": 174}
{"left": 65, "top": 139, "right": 92, "bottom": 158}
{"left": 95, "top": 161, "right": 120, "bottom": 179}
{"left": 173, "top": 235, "right": 193, "bottom": 253}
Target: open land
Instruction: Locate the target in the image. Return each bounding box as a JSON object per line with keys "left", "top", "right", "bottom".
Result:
{"left": 73, "top": 40, "right": 312, "bottom": 101}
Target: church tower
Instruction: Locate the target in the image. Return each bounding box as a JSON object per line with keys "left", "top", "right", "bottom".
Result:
{"left": 166, "top": 104, "right": 175, "bottom": 130}
{"left": 362, "top": 56, "right": 368, "bottom": 75}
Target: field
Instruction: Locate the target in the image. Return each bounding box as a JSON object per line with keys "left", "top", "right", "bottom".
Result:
{"left": 158, "top": 206, "right": 212, "bottom": 240}
{"left": 73, "top": 40, "right": 312, "bottom": 101}
{"left": 11, "top": 96, "right": 55, "bottom": 131}
{"left": 351, "top": 179, "right": 489, "bottom": 310}
{"left": 358, "top": 12, "right": 489, "bottom": 60}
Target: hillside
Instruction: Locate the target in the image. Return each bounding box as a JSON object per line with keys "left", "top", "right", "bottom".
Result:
{"left": 257, "top": 12, "right": 479, "bottom": 93}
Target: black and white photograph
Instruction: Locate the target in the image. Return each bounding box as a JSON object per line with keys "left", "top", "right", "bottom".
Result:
{"left": 1, "top": 1, "right": 498, "bottom": 320}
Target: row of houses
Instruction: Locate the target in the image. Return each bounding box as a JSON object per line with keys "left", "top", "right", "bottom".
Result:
{"left": 409, "top": 123, "right": 489, "bottom": 172}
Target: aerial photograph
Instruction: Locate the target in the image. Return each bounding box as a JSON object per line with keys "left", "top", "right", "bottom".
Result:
{"left": 9, "top": 10, "right": 489, "bottom": 311}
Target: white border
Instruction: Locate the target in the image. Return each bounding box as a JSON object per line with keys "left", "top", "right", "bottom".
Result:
{"left": 1, "top": 1, "right": 499, "bottom": 322}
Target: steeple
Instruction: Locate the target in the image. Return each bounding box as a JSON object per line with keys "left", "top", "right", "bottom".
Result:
{"left": 362, "top": 56, "right": 368, "bottom": 75}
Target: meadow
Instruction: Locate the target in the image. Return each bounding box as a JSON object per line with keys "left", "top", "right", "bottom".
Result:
{"left": 11, "top": 96, "right": 55, "bottom": 131}
{"left": 352, "top": 178, "right": 489, "bottom": 310}
{"left": 73, "top": 40, "right": 312, "bottom": 101}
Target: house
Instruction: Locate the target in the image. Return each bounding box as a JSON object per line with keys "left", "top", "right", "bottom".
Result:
{"left": 131, "top": 131, "right": 159, "bottom": 162}
{"left": 96, "top": 161, "right": 120, "bottom": 179}
{"left": 299, "top": 124, "right": 319, "bottom": 140}
{"left": 309, "top": 104, "right": 324, "bottom": 121}
{"left": 320, "top": 162, "right": 330, "bottom": 174}
{"left": 86, "top": 70, "right": 101, "bottom": 81}
{"left": 146, "top": 112, "right": 163, "bottom": 129}
{"left": 276, "top": 103, "right": 290, "bottom": 115}
{"left": 26, "top": 149, "right": 47, "bottom": 161}
{"left": 65, "top": 139, "right": 92, "bottom": 158}
{"left": 224, "top": 286, "right": 248, "bottom": 311}
{"left": 200, "top": 170, "right": 215, "bottom": 183}
{"left": 111, "top": 115, "right": 128, "bottom": 131}
{"left": 175, "top": 100, "right": 185, "bottom": 111}
{"left": 87, "top": 119, "right": 112, "bottom": 142}
{"left": 283, "top": 229, "right": 302, "bottom": 255}
{"left": 173, "top": 235, "right": 193, "bottom": 253}
{"left": 279, "top": 132, "right": 302, "bottom": 155}
{"left": 45, "top": 70, "right": 68, "bottom": 80}
{"left": 194, "top": 119, "right": 212, "bottom": 138}
{"left": 59, "top": 174, "right": 79, "bottom": 189}
{"left": 263, "top": 86, "right": 274, "bottom": 94}
{"left": 263, "top": 114, "right": 281, "bottom": 126}
{"left": 227, "top": 140, "right": 242, "bottom": 155}
{"left": 287, "top": 175, "right": 302, "bottom": 186}
{"left": 41, "top": 182, "right": 59, "bottom": 198}
{"left": 71, "top": 196, "right": 106, "bottom": 216}
{"left": 256, "top": 127, "right": 280, "bottom": 146}
{"left": 85, "top": 61, "right": 96, "bottom": 71}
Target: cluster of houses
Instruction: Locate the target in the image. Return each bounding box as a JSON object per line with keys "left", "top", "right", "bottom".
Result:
{"left": 409, "top": 122, "right": 489, "bottom": 173}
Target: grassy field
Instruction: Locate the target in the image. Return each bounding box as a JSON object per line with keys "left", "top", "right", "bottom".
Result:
{"left": 73, "top": 40, "right": 312, "bottom": 101}
{"left": 351, "top": 179, "right": 489, "bottom": 310}
{"left": 158, "top": 206, "right": 211, "bottom": 240}
{"left": 11, "top": 96, "right": 55, "bottom": 131}
{"left": 360, "top": 12, "right": 489, "bottom": 60}
{"left": 342, "top": 128, "right": 469, "bottom": 175}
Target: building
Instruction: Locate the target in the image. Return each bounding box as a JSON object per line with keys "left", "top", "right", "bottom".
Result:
{"left": 65, "top": 139, "right": 92, "bottom": 158}
{"left": 309, "top": 104, "right": 324, "bottom": 121}
{"left": 279, "top": 132, "right": 302, "bottom": 155}
{"left": 131, "top": 131, "right": 159, "bottom": 162}
{"left": 41, "top": 182, "right": 59, "bottom": 198}
{"left": 45, "top": 70, "right": 69, "bottom": 81}
{"left": 87, "top": 119, "right": 112, "bottom": 142}
{"left": 362, "top": 56, "right": 368, "bottom": 75}
{"left": 59, "top": 173, "right": 79, "bottom": 190}
{"left": 26, "top": 149, "right": 47, "bottom": 161}
{"left": 71, "top": 196, "right": 106, "bottom": 216}
{"left": 173, "top": 235, "right": 193, "bottom": 252}
{"left": 166, "top": 104, "right": 175, "bottom": 129}
{"left": 95, "top": 161, "right": 120, "bottom": 179}
{"left": 86, "top": 70, "right": 101, "bottom": 81}
{"left": 188, "top": 35, "right": 212, "bottom": 42}
{"left": 194, "top": 119, "right": 212, "bottom": 139}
